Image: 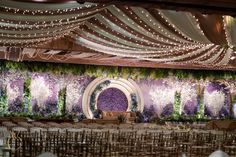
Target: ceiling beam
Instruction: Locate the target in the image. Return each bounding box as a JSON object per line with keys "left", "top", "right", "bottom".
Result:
{"left": 33, "top": 37, "right": 94, "bottom": 52}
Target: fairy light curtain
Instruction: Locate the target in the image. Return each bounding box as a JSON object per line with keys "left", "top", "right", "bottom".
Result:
{"left": 0, "top": 0, "right": 236, "bottom": 67}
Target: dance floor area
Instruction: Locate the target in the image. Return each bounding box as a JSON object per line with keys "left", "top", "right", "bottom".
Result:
{"left": 0, "top": 121, "right": 236, "bottom": 157}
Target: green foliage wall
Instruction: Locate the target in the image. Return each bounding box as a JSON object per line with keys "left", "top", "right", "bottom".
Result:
{"left": 1, "top": 60, "right": 236, "bottom": 80}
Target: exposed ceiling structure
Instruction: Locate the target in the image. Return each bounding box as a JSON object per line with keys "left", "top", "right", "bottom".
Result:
{"left": 1, "top": 0, "right": 236, "bottom": 70}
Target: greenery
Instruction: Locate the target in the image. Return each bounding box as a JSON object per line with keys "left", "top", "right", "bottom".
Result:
{"left": 23, "top": 77, "right": 31, "bottom": 112}
{"left": 0, "top": 112, "right": 77, "bottom": 121}
{"left": 1, "top": 60, "right": 236, "bottom": 80}
{"left": 0, "top": 60, "right": 235, "bottom": 121}
{"left": 0, "top": 86, "right": 7, "bottom": 114}
{"left": 90, "top": 80, "right": 110, "bottom": 112}
{"left": 58, "top": 88, "right": 66, "bottom": 115}
{"left": 148, "top": 90, "right": 211, "bottom": 123}
{"left": 130, "top": 93, "right": 138, "bottom": 112}
{"left": 161, "top": 115, "right": 210, "bottom": 123}
{"left": 1, "top": 112, "right": 39, "bottom": 120}
{"left": 196, "top": 87, "right": 205, "bottom": 119}
{"left": 172, "top": 92, "right": 181, "bottom": 120}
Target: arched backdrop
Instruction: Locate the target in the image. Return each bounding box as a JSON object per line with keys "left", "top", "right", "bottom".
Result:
{"left": 82, "top": 77, "right": 144, "bottom": 119}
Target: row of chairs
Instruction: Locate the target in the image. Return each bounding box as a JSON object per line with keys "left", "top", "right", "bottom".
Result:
{"left": 5, "top": 129, "right": 236, "bottom": 157}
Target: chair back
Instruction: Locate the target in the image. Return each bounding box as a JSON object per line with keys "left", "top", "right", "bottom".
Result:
{"left": 36, "top": 152, "right": 57, "bottom": 157}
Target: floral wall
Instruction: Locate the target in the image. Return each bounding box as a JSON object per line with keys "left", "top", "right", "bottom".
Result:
{"left": 7, "top": 75, "right": 24, "bottom": 112}
{"left": 30, "top": 73, "right": 59, "bottom": 116}
{"left": 0, "top": 61, "right": 235, "bottom": 121}
{"left": 138, "top": 79, "right": 230, "bottom": 121}
{"left": 97, "top": 88, "right": 128, "bottom": 112}
{"left": 204, "top": 82, "right": 230, "bottom": 118}
{"left": 65, "top": 76, "right": 94, "bottom": 114}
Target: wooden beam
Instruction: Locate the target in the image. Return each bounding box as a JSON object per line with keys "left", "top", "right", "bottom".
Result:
{"left": 18, "top": 55, "right": 236, "bottom": 70}
{"left": 31, "top": 37, "right": 98, "bottom": 53}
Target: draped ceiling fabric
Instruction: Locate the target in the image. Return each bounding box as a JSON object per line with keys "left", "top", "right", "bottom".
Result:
{"left": 0, "top": 0, "right": 236, "bottom": 70}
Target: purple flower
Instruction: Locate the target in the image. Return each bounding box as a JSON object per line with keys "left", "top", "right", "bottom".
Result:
{"left": 7, "top": 77, "right": 24, "bottom": 112}
{"left": 183, "top": 100, "right": 198, "bottom": 115}
{"left": 97, "top": 88, "right": 128, "bottom": 111}
{"left": 142, "top": 105, "right": 156, "bottom": 122}
{"left": 161, "top": 103, "right": 173, "bottom": 117}
{"left": 204, "top": 82, "right": 230, "bottom": 118}
{"left": 8, "top": 97, "right": 23, "bottom": 112}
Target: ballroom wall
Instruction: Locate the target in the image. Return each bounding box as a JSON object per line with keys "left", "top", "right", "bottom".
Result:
{"left": 0, "top": 61, "right": 235, "bottom": 121}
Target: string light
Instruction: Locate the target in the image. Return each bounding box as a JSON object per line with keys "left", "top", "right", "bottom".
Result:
{"left": 0, "top": 3, "right": 107, "bottom": 47}
{"left": 2, "top": 3, "right": 98, "bottom": 15}
{"left": 130, "top": 7, "right": 194, "bottom": 45}
{"left": 190, "top": 14, "right": 212, "bottom": 44}
{"left": 0, "top": 1, "right": 233, "bottom": 68}
{"left": 223, "top": 16, "right": 233, "bottom": 48}
{"left": 108, "top": 6, "right": 183, "bottom": 47}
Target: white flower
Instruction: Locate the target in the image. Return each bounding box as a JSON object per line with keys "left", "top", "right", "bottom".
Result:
{"left": 180, "top": 83, "right": 197, "bottom": 114}
{"left": 30, "top": 76, "right": 52, "bottom": 109}
{"left": 66, "top": 81, "right": 83, "bottom": 112}
{"left": 149, "top": 86, "right": 175, "bottom": 116}
{"left": 7, "top": 84, "right": 20, "bottom": 102}
{"left": 204, "top": 90, "right": 225, "bottom": 116}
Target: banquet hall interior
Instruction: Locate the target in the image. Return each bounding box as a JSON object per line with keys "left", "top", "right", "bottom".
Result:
{"left": 0, "top": 0, "right": 236, "bottom": 157}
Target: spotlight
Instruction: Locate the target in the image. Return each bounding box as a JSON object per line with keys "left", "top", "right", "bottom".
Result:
{"left": 230, "top": 56, "right": 236, "bottom": 60}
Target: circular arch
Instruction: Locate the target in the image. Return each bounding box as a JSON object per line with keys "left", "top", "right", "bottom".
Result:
{"left": 82, "top": 77, "right": 144, "bottom": 119}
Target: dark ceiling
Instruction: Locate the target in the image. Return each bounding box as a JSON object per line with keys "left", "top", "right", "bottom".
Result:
{"left": 14, "top": 0, "right": 236, "bottom": 16}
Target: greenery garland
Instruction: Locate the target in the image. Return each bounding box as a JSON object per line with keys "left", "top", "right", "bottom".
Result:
{"left": 196, "top": 95, "right": 205, "bottom": 119}
{"left": 1, "top": 60, "right": 236, "bottom": 81}
{"left": 90, "top": 80, "right": 111, "bottom": 112}
{"left": 58, "top": 87, "right": 66, "bottom": 115}
{"left": 0, "top": 86, "right": 7, "bottom": 114}
{"left": 172, "top": 92, "right": 181, "bottom": 120}
{"left": 196, "top": 86, "right": 205, "bottom": 119}
{"left": 130, "top": 93, "right": 138, "bottom": 112}
{"left": 23, "top": 77, "right": 31, "bottom": 113}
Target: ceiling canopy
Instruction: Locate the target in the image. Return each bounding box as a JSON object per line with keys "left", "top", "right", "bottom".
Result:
{"left": 0, "top": 0, "right": 236, "bottom": 70}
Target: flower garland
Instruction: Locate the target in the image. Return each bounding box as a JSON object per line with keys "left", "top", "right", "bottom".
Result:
{"left": 2, "top": 60, "right": 236, "bottom": 81}
{"left": 90, "top": 80, "right": 111, "bottom": 112}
